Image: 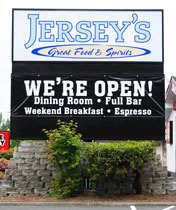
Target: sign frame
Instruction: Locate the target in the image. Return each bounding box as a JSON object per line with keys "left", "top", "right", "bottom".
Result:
{"left": 11, "top": 8, "right": 165, "bottom": 141}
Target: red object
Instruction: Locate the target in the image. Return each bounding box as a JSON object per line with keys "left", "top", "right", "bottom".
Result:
{"left": 173, "top": 101, "right": 176, "bottom": 110}
{"left": 166, "top": 121, "right": 173, "bottom": 144}
{"left": 0, "top": 132, "right": 9, "bottom": 151}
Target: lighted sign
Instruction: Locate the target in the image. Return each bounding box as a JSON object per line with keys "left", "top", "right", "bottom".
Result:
{"left": 13, "top": 9, "right": 163, "bottom": 62}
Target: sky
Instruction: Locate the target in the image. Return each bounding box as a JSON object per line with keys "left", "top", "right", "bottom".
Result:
{"left": 0, "top": 0, "right": 175, "bottom": 120}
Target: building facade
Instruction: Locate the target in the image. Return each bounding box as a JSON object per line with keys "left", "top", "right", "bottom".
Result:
{"left": 165, "top": 76, "right": 176, "bottom": 178}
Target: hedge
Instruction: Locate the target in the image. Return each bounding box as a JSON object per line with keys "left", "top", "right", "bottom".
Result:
{"left": 86, "top": 141, "right": 156, "bottom": 189}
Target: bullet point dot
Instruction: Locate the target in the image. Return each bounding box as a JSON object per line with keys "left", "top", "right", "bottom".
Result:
{"left": 148, "top": 93, "right": 152, "bottom": 97}
{"left": 97, "top": 99, "right": 101, "bottom": 103}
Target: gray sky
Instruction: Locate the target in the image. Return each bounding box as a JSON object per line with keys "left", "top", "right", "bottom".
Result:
{"left": 0, "top": 0, "right": 175, "bottom": 119}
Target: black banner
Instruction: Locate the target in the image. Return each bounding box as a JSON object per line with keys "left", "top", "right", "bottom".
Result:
{"left": 11, "top": 75, "right": 164, "bottom": 118}
{"left": 11, "top": 74, "right": 165, "bottom": 140}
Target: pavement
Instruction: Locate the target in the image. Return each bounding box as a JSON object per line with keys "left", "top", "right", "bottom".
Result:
{"left": 1, "top": 201, "right": 176, "bottom": 206}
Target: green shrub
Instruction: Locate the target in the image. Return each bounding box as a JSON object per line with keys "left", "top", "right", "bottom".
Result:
{"left": 0, "top": 149, "right": 13, "bottom": 160}
{"left": 10, "top": 140, "right": 21, "bottom": 149}
{"left": 43, "top": 120, "right": 84, "bottom": 198}
{"left": 86, "top": 141, "right": 156, "bottom": 189}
